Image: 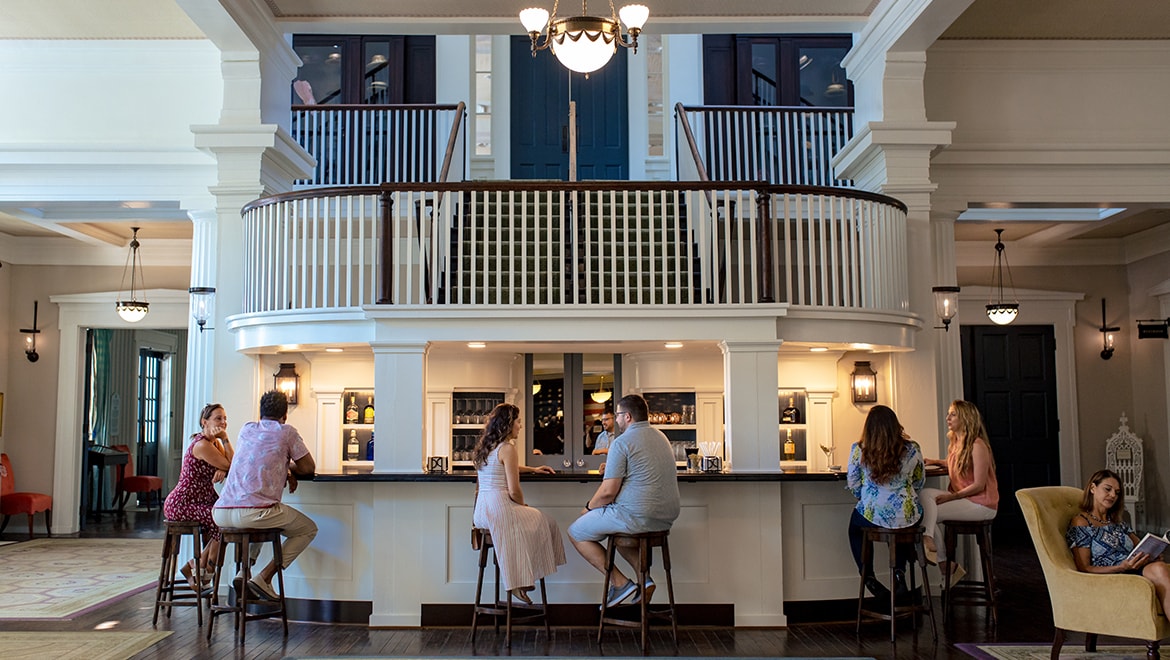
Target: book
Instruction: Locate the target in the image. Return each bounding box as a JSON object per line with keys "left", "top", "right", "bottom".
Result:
{"left": 1126, "top": 532, "right": 1170, "bottom": 562}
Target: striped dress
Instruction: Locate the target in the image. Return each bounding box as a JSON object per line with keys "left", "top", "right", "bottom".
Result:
{"left": 472, "top": 443, "right": 566, "bottom": 591}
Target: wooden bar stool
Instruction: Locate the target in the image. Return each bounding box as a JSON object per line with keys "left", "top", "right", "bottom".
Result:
{"left": 597, "top": 530, "right": 678, "bottom": 656}
{"left": 856, "top": 526, "right": 937, "bottom": 643}
{"left": 469, "top": 528, "right": 550, "bottom": 648}
{"left": 153, "top": 520, "right": 206, "bottom": 626}
{"left": 943, "top": 519, "right": 998, "bottom": 624}
{"left": 207, "top": 527, "right": 288, "bottom": 644}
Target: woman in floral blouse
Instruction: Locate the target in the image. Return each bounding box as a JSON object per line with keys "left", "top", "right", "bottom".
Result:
{"left": 846, "top": 404, "right": 925, "bottom": 600}
{"left": 1068, "top": 469, "right": 1170, "bottom": 617}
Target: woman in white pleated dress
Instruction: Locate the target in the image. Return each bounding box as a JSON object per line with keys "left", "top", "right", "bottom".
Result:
{"left": 472, "top": 403, "right": 566, "bottom": 603}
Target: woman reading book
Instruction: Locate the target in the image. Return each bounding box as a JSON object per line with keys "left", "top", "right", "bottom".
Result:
{"left": 1067, "top": 468, "right": 1170, "bottom": 616}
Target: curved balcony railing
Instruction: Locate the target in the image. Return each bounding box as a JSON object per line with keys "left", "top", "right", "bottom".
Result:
{"left": 239, "top": 182, "right": 907, "bottom": 315}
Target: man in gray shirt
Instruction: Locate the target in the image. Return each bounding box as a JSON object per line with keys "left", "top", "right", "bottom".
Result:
{"left": 569, "top": 394, "right": 680, "bottom": 608}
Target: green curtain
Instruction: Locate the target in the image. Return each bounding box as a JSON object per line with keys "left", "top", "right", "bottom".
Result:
{"left": 90, "top": 329, "right": 112, "bottom": 446}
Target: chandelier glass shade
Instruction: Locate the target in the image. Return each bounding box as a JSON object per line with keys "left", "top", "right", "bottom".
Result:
{"left": 115, "top": 227, "right": 150, "bottom": 323}
{"left": 985, "top": 228, "right": 1019, "bottom": 326}
{"left": 590, "top": 374, "right": 612, "bottom": 403}
{"left": 521, "top": 1, "right": 649, "bottom": 74}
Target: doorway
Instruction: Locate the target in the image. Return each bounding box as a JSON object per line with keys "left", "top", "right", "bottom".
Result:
{"left": 961, "top": 324, "right": 1061, "bottom": 536}
{"left": 510, "top": 37, "right": 629, "bottom": 180}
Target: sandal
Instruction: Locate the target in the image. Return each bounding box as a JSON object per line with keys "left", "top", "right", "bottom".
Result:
{"left": 179, "top": 560, "right": 201, "bottom": 593}
{"left": 509, "top": 587, "right": 533, "bottom": 604}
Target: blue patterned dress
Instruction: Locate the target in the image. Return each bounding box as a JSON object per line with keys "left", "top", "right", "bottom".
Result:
{"left": 1067, "top": 515, "right": 1135, "bottom": 567}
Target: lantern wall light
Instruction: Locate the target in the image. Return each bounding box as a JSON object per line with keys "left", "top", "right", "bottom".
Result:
{"left": 851, "top": 361, "right": 878, "bottom": 404}
{"left": 188, "top": 287, "right": 215, "bottom": 332}
{"left": 1099, "top": 298, "right": 1120, "bottom": 360}
{"left": 521, "top": 0, "right": 649, "bottom": 74}
{"left": 932, "top": 286, "right": 960, "bottom": 332}
{"left": 274, "top": 363, "right": 300, "bottom": 406}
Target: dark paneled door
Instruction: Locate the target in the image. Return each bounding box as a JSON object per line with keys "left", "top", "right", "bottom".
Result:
{"left": 961, "top": 325, "right": 1061, "bottom": 536}
{"left": 510, "top": 37, "right": 629, "bottom": 180}
{"left": 137, "top": 349, "right": 165, "bottom": 484}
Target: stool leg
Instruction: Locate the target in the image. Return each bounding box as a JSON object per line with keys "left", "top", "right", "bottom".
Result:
{"left": 916, "top": 536, "right": 937, "bottom": 640}
{"left": 207, "top": 538, "right": 229, "bottom": 641}
{"left": 979, "top": 528, "right": 998, "bottom": 625}
{"left": 639, "top": 539, "right": 649, "bottom": 655}
{"left": 539, "top": 577, "right": 551, "bottom": 639}
{"left": 661, "top": 538, "right": 678, "bottom": 645}
{"left": 886, "top": 537, "right": 897, "bottom": 643}
{"left": 493, "top": 557, "right": 502, "bottom": 634}
{"left": 470, "top": 543, "right": 489, "bottom": 643}
{"left": 238, "top": 536, "right": 250, "bottom": 644}
{"left": 192, "top": 527, "right": 204, "bottom": 626}
{"left": 943, "top": 525, "right": 957, "bottom": 622}
{"left": 856, "top": 536, "right": 872, "bottom": 634}
{"left": 272, "top": 536, "right": 288, "bottom": 638}
{"left": 597, "top": 536, "right": 618, "bottom": 645}
{"left": 152, "top": 530, "right": 174, "bottom": 626}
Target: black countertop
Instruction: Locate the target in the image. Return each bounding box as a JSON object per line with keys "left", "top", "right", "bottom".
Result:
{"left": 309, "top": 467, "right": 852, "bottom": 483}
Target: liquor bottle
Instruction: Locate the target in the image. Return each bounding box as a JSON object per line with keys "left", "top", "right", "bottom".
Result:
{"left": 781, "top": 396, "right": 801, "bottom": 424}
{"left": 365, "top": 431, "right": 375, "bottom": 460}
{"left": 783, "top": 431, "right": 796, "bottom": 461}
{"left": 346, "top": 429, "right": 360, "bottom": 461}
{"left": 362, "top": 396, "right": 375, "bottom": 424}
{"left": 345, "top": 395, "right": 359, "bottom": 424}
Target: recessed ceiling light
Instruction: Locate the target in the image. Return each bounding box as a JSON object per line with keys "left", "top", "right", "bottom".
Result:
{"left": 325, "top": 348, "right": 343, "bottom": 353}
{"left": 809, "top": 347, "right": 828, "bottom": 352}
{"left": 278, "top": 344, "right": 300, "bottom": 352}
{"left": 664, "top": 342, "right": 684, "bottom": 349}
{"left": 851, "top": 343, "right": 873, "bottom": 351}
{"left": 468, "top": 341, "right": 487, "bottom": 349}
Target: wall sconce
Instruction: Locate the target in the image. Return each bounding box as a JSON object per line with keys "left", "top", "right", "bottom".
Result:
{"left": 532, "top": 382, "right": 542, "bottom": 395}
{"left": 188, "top": 287, "right": 215, "bottom": 332}
{"left": 932, "top": 286, "right": 960, "bottom": 332}
{"left": 851, "top": 361, "right": 877, "bottom": 404}
{"left": 19, "top": 300, "right": 41, "bottom": 363}
{"left": 274, "top": 363, "right": 300, "bottom": 405}
{"left": 985, "top": 228, "right": 1019, "bottom": 325}
{"left": 115, "top": 227, "right": 150, "bottom": 323}
{"left": 1099, "top": 298, "right": 1120, "bottom": 360}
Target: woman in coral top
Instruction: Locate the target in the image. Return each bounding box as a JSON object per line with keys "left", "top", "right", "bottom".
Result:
{"left": 921, "top": 400, "right": 999, "bottom": 586}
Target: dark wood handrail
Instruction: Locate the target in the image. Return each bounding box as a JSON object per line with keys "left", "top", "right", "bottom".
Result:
{"left": 292, "top": 103, "right": 464, "bottom": 112}
{"left": 677, "top": 104, "right": 854, "bottom": 114}
{"left": 438, "top": 101, "right": 466, "bottom": 184}
{"left": 674, "top": 102, "right": 711, "bottom": 183}
{"left": 242, "top": 180, "right": 906, "bottom": 215}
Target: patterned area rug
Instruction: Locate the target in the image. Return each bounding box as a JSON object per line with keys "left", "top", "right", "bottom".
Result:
{"left": 286, "top": 657, "right": 874, "bottom": 660}
{"left": 0, "top": 631, "right": 170, "bottom": 660}
{"left": 957, "top": 643, "right": 1150, "bottom": 659}
{"left": 0, "top": 538, "right": 160, "bottom": 620}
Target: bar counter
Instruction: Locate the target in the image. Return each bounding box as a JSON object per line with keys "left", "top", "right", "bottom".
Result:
{"left": 279, "top": 466, "right": 945, "bottom": 628}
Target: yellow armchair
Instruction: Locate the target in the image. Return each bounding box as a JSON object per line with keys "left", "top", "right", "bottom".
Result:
{"left": 1017, "top": 486, "right": 1168, "bottom": 659}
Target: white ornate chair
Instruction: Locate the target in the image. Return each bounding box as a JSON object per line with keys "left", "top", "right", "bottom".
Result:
{"left": 1105, "top": 412, "right": 1144, "bottom": 526}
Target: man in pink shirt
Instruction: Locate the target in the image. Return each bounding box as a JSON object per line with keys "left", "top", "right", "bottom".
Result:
{"left": 213, "top": 390, "right": 317, "bottom": 600}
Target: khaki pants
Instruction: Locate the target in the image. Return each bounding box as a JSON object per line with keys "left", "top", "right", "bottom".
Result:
{"left": 212, "top": 503, "right": 318, "bottom": 568}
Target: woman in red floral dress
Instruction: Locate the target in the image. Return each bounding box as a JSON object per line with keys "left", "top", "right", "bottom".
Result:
{"left": 163, "top": 403, "right": 233, "bottom": 591}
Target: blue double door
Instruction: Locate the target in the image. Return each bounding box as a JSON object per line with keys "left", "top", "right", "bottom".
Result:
{"left": 510, "top": 37, "right": 629, "bottom": 180}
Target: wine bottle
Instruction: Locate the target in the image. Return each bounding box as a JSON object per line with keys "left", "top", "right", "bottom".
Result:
{"left": 783, "top": 431, "right": 796, "bottom": 461}
{"left": 346, "top": 429, "right": 360, "bottom": 461}
{"left": 363, "top": 396, "right": 375, "bottom": 424}
{"left": 781, "top": 396, "right": 801, "bottom": 424}
{"left": 365, "top": 431, "right": 375, "bottom": 460}
{"left": 345, "top": 395, "right": 359, "bottom": 424}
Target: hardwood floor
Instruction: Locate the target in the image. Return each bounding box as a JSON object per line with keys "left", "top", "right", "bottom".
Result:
{"left": 1, "top": 508, "right": 1091, "bottom": 659}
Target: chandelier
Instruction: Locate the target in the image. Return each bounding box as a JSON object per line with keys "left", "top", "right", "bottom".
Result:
{"left": 115, "top": 226, "right": 149, "bottom": 323}
{"left": 590, "top": 374, "right": 612, "bottom": 404}
{"left": 520, "top": 0, "right": 649, "bottom": 74}
{"left": 985, "top": 228, "right": 1019, "bottom": 326}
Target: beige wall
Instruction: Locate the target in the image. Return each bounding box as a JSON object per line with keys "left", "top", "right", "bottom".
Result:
{"left": 2, "top": 263, "right": 190, "bottom": 497}
{"left": 1126, "top": 253, "right": 1170, "bottom": 529}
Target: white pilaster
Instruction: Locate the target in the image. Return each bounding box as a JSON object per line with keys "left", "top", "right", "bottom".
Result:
{"left": 721, "top": 341, "right": 782, "bottom": 472}
{"left": 183, "top": 209, "right": 217, "bottom": 442}
{"left": 931, "top": 210, "right": 964, "bottom": 443}
{"left": 372, "top": 341, "right": 429, "bottom": 472}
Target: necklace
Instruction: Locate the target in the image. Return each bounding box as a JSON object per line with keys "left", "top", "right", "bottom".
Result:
{"left": 1084, "top": 511, "right": 1111, "bottom": 525}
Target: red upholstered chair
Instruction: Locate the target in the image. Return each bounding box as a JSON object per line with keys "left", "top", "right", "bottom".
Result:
{"left": 112, "top": 444, "right": 163, "bottom": 513}
{"left": 1, "top": 453, "right": 53, "bottom": 539}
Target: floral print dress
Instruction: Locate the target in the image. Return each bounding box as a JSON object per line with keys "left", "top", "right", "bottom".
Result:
{"left": 1067, "top": 515, "right": 1135, "bottom": 567}
{"left": 163, "top": 436, "right": 222, "bottom": 541}
{"left": 846, "top": 440, "right": 926, "bottom": 528}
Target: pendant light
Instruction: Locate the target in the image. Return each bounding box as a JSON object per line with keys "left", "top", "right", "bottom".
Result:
{"left": 115, "top": 227, "right": 149, "bottom": 323}
{"left": 590, "top": 374, "right": 612, "bottom": 403}
{"left": 985, "top": 228, "right": 1019, "bottom": 325}
{"left": 521, "top": 0, "right": 649, "bottom": 74}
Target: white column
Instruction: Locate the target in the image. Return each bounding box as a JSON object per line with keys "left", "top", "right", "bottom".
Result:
{"left": 372, "top": 341, "right": 428, "bottom": 472}
{"left": 720, "top": 341, "right": 781, "bottom": 472}
{"left": 183, "top": 209, "right": 217, "bottom": 442}
{"left": 932, "top": 210, "right": 964, "bottom": 442}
